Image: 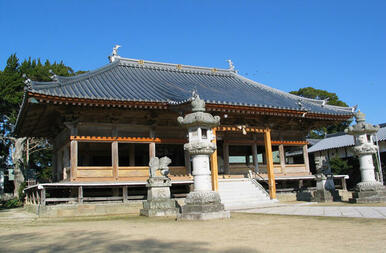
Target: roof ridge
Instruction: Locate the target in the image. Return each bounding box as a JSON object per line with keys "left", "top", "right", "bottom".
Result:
{"left": 116, "top": 57, "right": 234, "bottom": 76}
{"left": 232, "top": 72, "right": 354, "bottom": 112}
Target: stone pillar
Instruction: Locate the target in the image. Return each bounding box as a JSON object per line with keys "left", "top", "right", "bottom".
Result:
{"left": 140, "top": 157, "right": 179, "bottom": 217}
{"left": 345, "top": 111, "right": 386, "bottom": 203}
{"left": 177, "top": 93, "right": 230, "bottom": 220}
{"left": 313, "top": 156, "right": 339, "bottom": 202}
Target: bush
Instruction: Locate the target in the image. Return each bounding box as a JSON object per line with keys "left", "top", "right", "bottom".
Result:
{"left": 1, "top": 198, "right": 22, "bottom": 209}
{"left": 329, "top": 156, "right": 351, "bottom": 175}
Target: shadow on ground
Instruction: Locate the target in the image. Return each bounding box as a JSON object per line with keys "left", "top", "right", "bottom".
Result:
{"left": 0, "top": 230, "right": 258, "bottom": 253}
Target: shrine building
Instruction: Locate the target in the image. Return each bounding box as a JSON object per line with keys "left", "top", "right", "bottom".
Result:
{"left": 15, "top": 51, "right": 354, "bottom": 209}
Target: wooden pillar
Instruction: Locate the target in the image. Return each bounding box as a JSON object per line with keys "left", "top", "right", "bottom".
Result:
{"left": 149, "top": 143, "right": 156, "bottom": 160}
{"left": 264, "top": 130, "right": 276, "bottom": 199}
{"left": 51, "top": 151, "right": 57, "bottom": 182}
{"left": 303, "top": 144, "right": 310, "bottom": 174}
{"left": 341, "top": 177, "right": 347, "bottom": 191}
{"left": 223, "top": 141, "right": 230, "bottom": 175}
{"left": 129, "top": 144, "right": 135, "bottom": 166}
{"left": 184, "top": 150, "right": 191, "bottom": 174}
{"left": 32, "top": 190, "right": 36, "bottom": 205}
{"left": 122, "top": 186, "right": 128, "bottom": 203}
{"left": 112, "top": 141, "right": 119, "bottom": 180}
{"left": 35, "top": 191, "right": 40, "bottom": 205}
{"left": 279, "top": 144, "right": 286, "bottom": 175}
{"left": 298, "top": 179, "right": 304, "bottom": 190}
{"left": 252, "top": 142, "right": 258, "bottom": 173}
{"left": 56, "top": 149, "right": 63, "bottom": 181}
{"left": 78, "top": 186, "right": 83, "bottom": 204}
{"left": 70, "top": 140, "right": 78, "bottom": 181}
{"left": 41, "top": 187, "right": 46, "bottom": 206}
{"left": 149, "top": 129, "right": 156, "bottom": 161}
{"left": 210, "top": 129, "right": 219, "bottom": 191}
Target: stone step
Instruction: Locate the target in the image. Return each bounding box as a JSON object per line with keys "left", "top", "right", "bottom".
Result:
{"left": 217, "top": 179, "right": 274, "bottom": 210}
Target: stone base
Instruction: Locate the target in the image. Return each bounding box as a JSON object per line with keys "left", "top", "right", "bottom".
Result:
{"left": 313, "top": 189, "right": 341, "bottom": 202}
{"left": 177, "top": 191, "right": 230, "bottom": 221}
{"left": 140, "top": 199, "right": 179, "bottom": 217}
{"left": 349, "top": 187, "right": 386, "bottom": 204}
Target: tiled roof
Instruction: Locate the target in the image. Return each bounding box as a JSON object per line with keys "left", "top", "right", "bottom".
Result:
{"left": 308, "top": 124, "right": 386, "bottom": 153}
{"left": 26, "top": 57, "right": 354, "bottom": 115}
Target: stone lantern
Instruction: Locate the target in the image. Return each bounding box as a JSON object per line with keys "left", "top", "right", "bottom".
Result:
{"left": 345, "top": 110, "right": 386, "bottom": 203}
{"left": 177, "top": 93, "right": 230, "bottom": 220}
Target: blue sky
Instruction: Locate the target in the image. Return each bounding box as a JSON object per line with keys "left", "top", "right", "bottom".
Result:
{"left": 1, "top": 0, "right": 385, "bottom": 124}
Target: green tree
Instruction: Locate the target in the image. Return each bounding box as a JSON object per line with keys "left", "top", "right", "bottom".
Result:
{"left": 0, "top": 54, "right": 85, "bottom": 194}
{"left": 290, "top": 87, "right": 351, "bottom": 138}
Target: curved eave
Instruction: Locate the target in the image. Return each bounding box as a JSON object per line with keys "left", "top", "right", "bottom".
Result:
{"left": 26, "top": 92, "right": 353, "bottom": 120}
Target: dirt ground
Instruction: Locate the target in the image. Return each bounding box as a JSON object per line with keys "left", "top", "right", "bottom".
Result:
{"left": 1, "top": 209, "right": 385, "bottom": 253}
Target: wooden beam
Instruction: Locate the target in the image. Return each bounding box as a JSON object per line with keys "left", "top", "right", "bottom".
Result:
{"left": 70, "top": 140, "right": 78, "bottom": 181}
{"left": 216, "top": 126, "right": 266, "bottom": 133}
{"left": 264, "top": 130, "right": 276, "bottom": 199}
{"left": 223, "top": 139, "right": 308, "bottom": 146}
{"left": 278, "top": 144, "right": 286, "bottom": 175}
{"left": 70, "top": 135, "right": 186, "bottom": 144}
{"left": 303, "top": 144, "right": 310, "bottom": 173}
{"left": 112, "top": 141, "right": 119, "bottom": 180}
{"left": 210, "top": 129, "right": 219, "bottom": 191}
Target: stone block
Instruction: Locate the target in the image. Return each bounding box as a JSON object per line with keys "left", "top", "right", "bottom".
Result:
{"left": 178, "top": 210, "right": 230, "bottom": 221}
{"left": 349, "top": 188, "right": 386, "bottom": 203}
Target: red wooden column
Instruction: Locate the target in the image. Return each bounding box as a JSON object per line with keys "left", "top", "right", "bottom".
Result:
{"left": 264, "top": 129, "right": 277, "bottom": 199}
{"left": 210, "top": 128, "right": 219, "bottom": 191}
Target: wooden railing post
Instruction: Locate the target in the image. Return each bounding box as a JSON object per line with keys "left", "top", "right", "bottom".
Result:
{"left": 78, "top": 186, "right": 83, "bottom": 204}
{"left": 264, "top": 129, "right": 276, "bottom": 199}
{"left": 122, "top": 186, "right": 128, "bottom": 203}
{"left": 41, "top": 187, "right": 46, "bottom": 206}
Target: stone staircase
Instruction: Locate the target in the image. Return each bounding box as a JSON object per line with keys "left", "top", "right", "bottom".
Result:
{"left": 218, "top": 179, "right": 277, "bottom": 210}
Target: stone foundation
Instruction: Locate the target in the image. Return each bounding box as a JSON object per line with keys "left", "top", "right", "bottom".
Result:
{"left": 349, "top": 188, "right": 386, "bottom": 203}
{"left": 140, "top": 199, "right": 179, "bottom": 217}
{"left": 178, "top": 191, "right": 230, "bottom": 220}
{"left": 140, "top": 176, "right": 179, "bottom": 217}
{"left": 25, "top": 202, "right": 142, "bottom": 218}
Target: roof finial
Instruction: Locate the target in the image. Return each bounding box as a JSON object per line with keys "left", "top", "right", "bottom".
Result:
{"left": 227, "top": 59, "right": 235, "bottom": 71}
{"left": 48, "top": 69, "right": 58, "bottom": 81}
{"left": 22, "top": 73, "right": 32, "bottom": 89}
{"left": 109, "top": 45, "right": 121, "bottom": 63}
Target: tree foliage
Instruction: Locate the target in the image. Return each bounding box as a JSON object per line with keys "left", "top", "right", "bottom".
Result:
{"left": 290, "top": 87, "right": 351, "bottom": 138}
{"left": 0, "top": 54, "right": 85, "bottom": 189}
